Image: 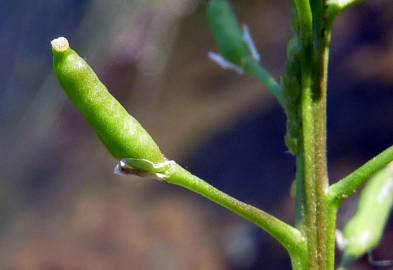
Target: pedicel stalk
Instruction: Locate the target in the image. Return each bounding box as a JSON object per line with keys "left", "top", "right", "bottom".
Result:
{"left": 51, "top": 0, "right": 393, "bottom": 268}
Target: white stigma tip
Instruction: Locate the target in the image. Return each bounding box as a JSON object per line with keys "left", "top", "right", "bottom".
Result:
{"left": 51, "top": 37, "right": 69, "bottom": 52}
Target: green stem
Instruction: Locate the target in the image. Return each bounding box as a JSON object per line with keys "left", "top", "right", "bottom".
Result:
{"left": 295, "top": 2, "right": 319, "bottom": 267}
{"left": 300, "top": 66, "right": 320, "bottom": 270}
{"left": 326, "top": 203, "right": 339, "bottom": 270}
{"left": 313, "top": 22, "right": 333, "bottom": 270}
{"left": 328, "top": 145, "right": 393, "bottom": 204}
{"left": 295, "top": 153, "right": 305, "bottom": 229}
{"left": 244, "top": 60, "right": 285, "bottom": 108}
{"left": 164, "top": 162, "right": 307, "bottom": 263}
{"left": 295, "top": 2, "right": 334, "bottom": 268}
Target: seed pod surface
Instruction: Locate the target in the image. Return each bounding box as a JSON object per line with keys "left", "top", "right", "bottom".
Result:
{"left": 51, "top": 37, "right": 165, "bottom": 163}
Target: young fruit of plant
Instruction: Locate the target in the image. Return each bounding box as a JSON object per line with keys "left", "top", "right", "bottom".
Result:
{"left": 207, "top": 0, "right": 254, "bottom": 68}
{"left": 207, "top": 0, "right": 285, "bottom": 108}
{"left": 340, "top": 162, "right": 393, "bottom": 268}
{"left": 51, "top": 37, "right": 166, "bottom": 168}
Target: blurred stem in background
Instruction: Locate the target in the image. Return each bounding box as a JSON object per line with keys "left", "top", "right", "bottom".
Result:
{"left": 338, "top": 162, "right": 393, "bottom": 269}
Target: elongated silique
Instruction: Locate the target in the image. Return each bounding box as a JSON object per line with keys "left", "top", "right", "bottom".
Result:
{"left": 340, "top": 162, "right": 393, "bottom": 267}
{"left": 207, "top": 0, "right": 253, "bottom": 67}
{"left": 51, "top": 37, "right": 166, "bottom": 164}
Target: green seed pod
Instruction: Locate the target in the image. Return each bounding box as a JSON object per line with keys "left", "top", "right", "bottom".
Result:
{"left": 340, "top": 162, "right": 393, "bottom": 268}
{"left": 208, "top": 0, "right": 253, "bottom": 67}
{"left": 51, "top": 37, "right": 166, "bottom": 164}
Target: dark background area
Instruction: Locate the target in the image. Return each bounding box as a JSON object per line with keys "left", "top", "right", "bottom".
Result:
{"left": 0, "top": 0, "right": 392, "bottom": 269}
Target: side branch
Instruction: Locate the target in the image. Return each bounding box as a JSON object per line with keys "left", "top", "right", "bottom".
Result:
{"left": 165, "top": 162, "right": 306, "bottom": 254}
{"left": 328, "top": 145, "right": 393, "bottom": 204}
{"left": 244, "top": 61, "right": 285, "bottom": 108}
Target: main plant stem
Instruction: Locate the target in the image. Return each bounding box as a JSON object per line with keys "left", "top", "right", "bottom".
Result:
{"left": 297, "top": 12, "right": 334, "bottom": 270}
{"left": 317, "top": 24, "right": 339, "bottom": 270}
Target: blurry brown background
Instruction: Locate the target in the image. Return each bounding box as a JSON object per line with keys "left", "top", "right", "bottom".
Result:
{"left": 0, "top": 0, "right": 392, "bottom": 269}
